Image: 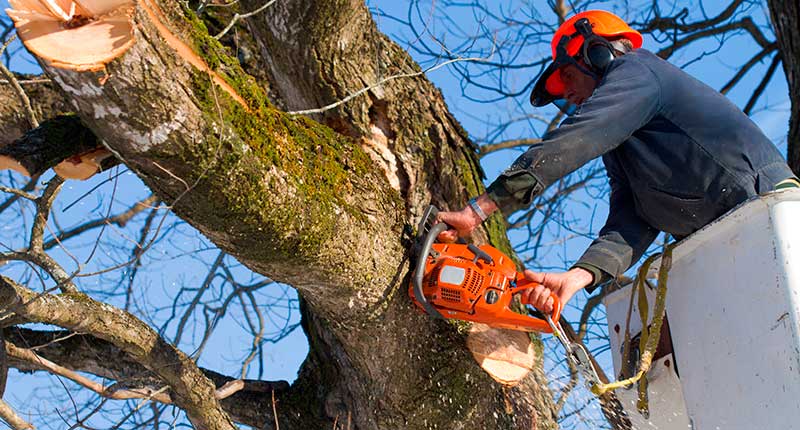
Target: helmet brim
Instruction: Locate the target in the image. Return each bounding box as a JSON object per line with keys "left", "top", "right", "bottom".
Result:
{"left": 530, "top": 61, "right": 566, "bottom": 107}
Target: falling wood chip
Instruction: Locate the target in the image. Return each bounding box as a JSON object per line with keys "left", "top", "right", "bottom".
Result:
{"left": 53, "top": 147, "right": 111, "bottom": 179}
{"left": 466, "top": 323, "right": 535, "bottom": 386}
{"left": 6, "top": 0, "right": 135, "bottom": 72}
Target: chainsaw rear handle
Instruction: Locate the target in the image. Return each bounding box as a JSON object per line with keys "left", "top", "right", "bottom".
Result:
{"left": 513, "top": 275, "right": 563, "bottom": 323}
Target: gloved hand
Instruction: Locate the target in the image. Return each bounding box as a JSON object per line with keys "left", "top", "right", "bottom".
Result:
{"left": 520, "top": 267, "right": 594, "bottom": 313}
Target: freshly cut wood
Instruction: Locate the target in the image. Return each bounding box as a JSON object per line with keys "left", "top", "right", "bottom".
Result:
{"left": 467, "top": 323, "right": 535, "bottom": 386}
{"left": 6, "top": 0, "right": 134, "bottom": 72}
{"left": 53, "top": 147, "right": 111, "bottom": 179}
{"left": 0, "top": 156, "right": 30, "bottom": 177}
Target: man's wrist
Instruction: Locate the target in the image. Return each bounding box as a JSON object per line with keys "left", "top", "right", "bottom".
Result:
{"left": 468, "top": 198, "right": 488, "bottom": 221}
{"left": 568, "top": 266, "right": 595, "bottom": 289}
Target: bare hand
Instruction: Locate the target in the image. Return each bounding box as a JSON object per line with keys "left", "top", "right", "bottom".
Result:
{"left": 435, "top": 207, "right": 482, "bottom": 242}
{"left": 435, "top": 195, "right": 499, "bottom": 242}
{"left": 520, "top": 267, "right": 594, "bottom": 313}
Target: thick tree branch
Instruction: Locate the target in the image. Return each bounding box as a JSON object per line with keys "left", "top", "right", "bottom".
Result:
{"left": 4, "top": 327, "right": 291, "bottom": 428}
{"left": 0, "top": 277, "right": 236, "bottom": 430}
{"left": 0, "top": 115, "right": 112, "bottom": 178}
{"left": 28, "top": 0, "right": 558, "bottom": 427}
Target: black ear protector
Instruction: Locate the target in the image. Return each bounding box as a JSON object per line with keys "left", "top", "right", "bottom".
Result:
{"left": 573, "top": 18, "right": 616, "bottom": 74}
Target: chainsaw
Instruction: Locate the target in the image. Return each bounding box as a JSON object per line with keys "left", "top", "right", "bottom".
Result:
{"left": 408, "top": 205, "right": 563, "bottom": 332}
{"left": 408, "top": 205, "right": 605, "bottom": 391}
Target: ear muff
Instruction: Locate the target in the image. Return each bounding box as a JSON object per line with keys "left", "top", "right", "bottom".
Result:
{"left": 573, "top": 18, "right": 617, "bottom": 75}
{"left": 584, "top": 39, "right": 615, "bottom": 73}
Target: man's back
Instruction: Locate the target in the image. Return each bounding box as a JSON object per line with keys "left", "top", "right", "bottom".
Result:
{"left": 605, "top": 49, "right": 793, "bottom": 236}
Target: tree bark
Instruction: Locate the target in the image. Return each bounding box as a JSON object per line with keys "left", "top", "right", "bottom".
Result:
{"left": 24, "top": 0, "right": 559, "bottom": 428}
{"left": 768, "top": 0, "right": 800, "bottom": 174}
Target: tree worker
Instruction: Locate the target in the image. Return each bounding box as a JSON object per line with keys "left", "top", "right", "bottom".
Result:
{"left": 436, "top": 9, "right": 799, "bottom": 313}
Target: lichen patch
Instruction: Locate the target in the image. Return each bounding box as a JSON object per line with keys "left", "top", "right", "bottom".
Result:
{"left": 114, "top": 108, "right": 187, "bottom": 151}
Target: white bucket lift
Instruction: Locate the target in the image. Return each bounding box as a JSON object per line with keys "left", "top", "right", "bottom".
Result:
{"left": 603, "top": 189, "right": 800, "bottom": 429}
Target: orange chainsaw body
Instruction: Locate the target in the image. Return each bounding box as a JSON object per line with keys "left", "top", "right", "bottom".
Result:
{"left": 409, "top": 235, "right": 561, "bottom": 333}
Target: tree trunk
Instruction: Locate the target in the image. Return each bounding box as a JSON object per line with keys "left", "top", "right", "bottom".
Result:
{"left": 31, "top": 0, "right": 559, "bottom": 428}
{"left": 768, "top": 0, "right": 800, "bottom": 174}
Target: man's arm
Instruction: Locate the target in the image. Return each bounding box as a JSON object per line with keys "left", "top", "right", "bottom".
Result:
{"left": 487, "top": 54, "right": 662, "bottom": 215}
{"left": 573, "top": 160, "right": 659, "bottom": 293}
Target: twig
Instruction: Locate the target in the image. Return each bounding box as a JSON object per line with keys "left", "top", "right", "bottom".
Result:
{"left": 7, "top": 342, "right": 173, "bottom": 403}
{"left": 271, "top": 389, "right": 279, "bottom": 430}
{"left": 0, "top": 35, "right": 38, "bottom": 129}
{"left": 214, "top": 0, "right": 279, "bottom": 40}
{"left": 0, "top": 185, "right": 37, "bottom": 201}
{"left": 479, "top": 138, "right": 541, "bottom": 156}
{"left": 287, "top": 54, "right": 494, "bottom": 116}
{"left": 0, "top": 78, "right": 50, "bottom": 85}
{"left": 743, "top": 52, "right": 781, "bottom": 115}
{"left": 7, "top": 342, "right": 245, "bottom": 404}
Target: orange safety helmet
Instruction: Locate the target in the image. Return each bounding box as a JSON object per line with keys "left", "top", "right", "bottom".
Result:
{"left": 530, "top": 10, "right": 643, "bottom": 107}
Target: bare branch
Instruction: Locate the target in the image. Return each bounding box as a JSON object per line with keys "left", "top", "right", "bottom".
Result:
{"left": 0, "top": 277, "right": 237, "bottom": 430}
{"left": 743, "top": 52, "right": 782, "bottom": 115}
{"left": 479, "top": 138, "right": 541, "bottom": 157}
{"left": 720, "top": 43, "right": 778, "bottom": 94}
{"left": 0, "top": 184, "right": 37, "bottom": 201}
{"left": 0, "top": 398, "right": 32, "bottom": 430}
{"left": 287, "top": 54, "right": 495, "bottom": 116}
{"left": 0, "top": 35, "right": 37, "bottom": 129}
{"left": 213, "top": 0, "right": 278, "bottom": 40}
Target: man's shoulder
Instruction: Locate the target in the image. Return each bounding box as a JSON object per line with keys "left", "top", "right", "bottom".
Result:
{"left": 614, "top": 49, "right": 663, "bottom": 70}
{"left": 603, "top": 48, "right": 665, "bottom": 88}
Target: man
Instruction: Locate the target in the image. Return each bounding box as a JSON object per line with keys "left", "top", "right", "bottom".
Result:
{"left": 437, "top": 10, "right": 798, "bottom": 313}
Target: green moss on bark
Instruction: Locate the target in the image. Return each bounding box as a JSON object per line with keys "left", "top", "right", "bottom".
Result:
{"left": 142, "top": 6, "right": 392, "bottom": 267}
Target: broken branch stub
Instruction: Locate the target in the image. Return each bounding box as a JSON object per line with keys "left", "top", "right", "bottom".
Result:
{"left": 466, "top": 323, "right": 536, "bottom": 386}
{"left": 6, "top": 0, "right": 135, "bottom": 72}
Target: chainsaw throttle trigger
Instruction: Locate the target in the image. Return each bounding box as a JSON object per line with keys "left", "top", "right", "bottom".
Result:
{"left": 467, "top": 244, "right": 494, "bottom": 264}
{"left": 512, "top": 276, "right": 564, "bottom": 324}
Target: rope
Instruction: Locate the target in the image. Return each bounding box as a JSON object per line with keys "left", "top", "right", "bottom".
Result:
{"left": 590, "top": 242, "right": 675, "bottom": 416}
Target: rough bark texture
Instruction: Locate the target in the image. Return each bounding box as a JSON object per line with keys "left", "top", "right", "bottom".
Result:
{"left": 22, "top": 0, "right": 560, "bottom": 428}
{"left": 768, "top": 0, "right": 800, "bottom": 174}
{"left": 0, "top": 77, "right": 69, "bottom": 146}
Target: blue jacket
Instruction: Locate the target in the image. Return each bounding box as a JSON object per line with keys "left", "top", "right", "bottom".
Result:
{"left": 486, "top": 49, "right": 794, "bottom": 289}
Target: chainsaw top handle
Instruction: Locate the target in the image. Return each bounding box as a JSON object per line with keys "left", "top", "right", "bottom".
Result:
{"left": 412, "top": 219, "right": 447, "bottom": 319}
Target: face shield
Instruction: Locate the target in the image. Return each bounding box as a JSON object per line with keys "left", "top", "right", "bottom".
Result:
{"left": 530, "top": 18, "right": 609, "bottom": 115}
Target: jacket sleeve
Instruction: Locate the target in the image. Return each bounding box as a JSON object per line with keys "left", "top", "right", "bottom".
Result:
{"left": 486, "top": 54, "right": 662, "bottom": 215}
{"left": 572, "top": 158, "right": 659, "bottom": 293}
